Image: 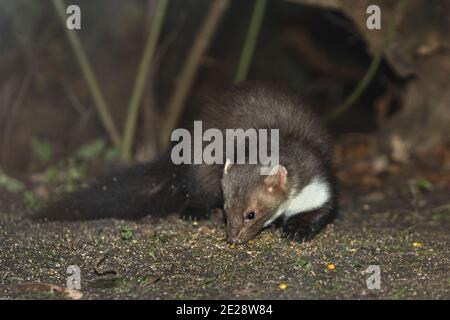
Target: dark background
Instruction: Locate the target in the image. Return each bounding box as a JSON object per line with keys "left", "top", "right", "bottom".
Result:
{"left": 0, "top": 0, "right": 449, "bottom": 300}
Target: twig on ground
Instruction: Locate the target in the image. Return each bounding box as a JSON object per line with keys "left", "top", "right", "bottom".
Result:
{"left": 94, "top": 249, "right": 119, "bottom": 277}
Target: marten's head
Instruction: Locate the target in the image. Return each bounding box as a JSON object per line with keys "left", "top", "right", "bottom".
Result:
{"left": 221, "top": 160, "right": 290, "bottom": 244}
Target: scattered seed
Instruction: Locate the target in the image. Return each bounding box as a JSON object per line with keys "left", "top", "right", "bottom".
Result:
{"left": 327, "top": 263, "right": 336, "bottom": 271}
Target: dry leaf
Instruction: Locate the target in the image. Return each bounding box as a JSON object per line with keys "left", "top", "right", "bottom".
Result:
{"left": 15, "top": 282, "right": 83, "bottom": 300}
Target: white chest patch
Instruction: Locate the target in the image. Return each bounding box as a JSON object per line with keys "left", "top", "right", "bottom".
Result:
{"left": 283, "top": 177, "right": 331, "bottom": 217}
{"left": 264, "top": 177, "right": 331, "bottom": 226}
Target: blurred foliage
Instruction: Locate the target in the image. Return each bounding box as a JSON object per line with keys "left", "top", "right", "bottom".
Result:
{"left": 0, "top": 1, "right": 43, "bottom": 53}
{"left": 39, "top": 138, "right": 118, "bottom": 194}
{"left": 43, "top": 158, "right": 86, "bottom": 193}
{"left": 0, "top": 167, "right": 25, "bottom": 193}
{"left": 74, "top": 138, "right": 106, "bottom": 161}
{"left": 414, "top": 178, "right": 433, "bottom": 192}
{"left": 23, "top": 190, "right": 39, "bottom": 209}
{"left": 121, "top": 227, "right": 134, "bottom": 241}
{"left": 74, "top": 138, "right": 119, "bottom": 162}
{"left": 31, "top": 137, "right": 53, "bottom": 164}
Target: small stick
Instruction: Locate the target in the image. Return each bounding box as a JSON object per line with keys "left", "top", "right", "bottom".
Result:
{"left": 94, "top": 250, "right": 119, "bottom": 277}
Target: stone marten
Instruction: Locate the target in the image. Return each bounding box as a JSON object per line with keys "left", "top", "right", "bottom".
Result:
{"left": 33, "top": 82, "right": 337, "bottom": 244}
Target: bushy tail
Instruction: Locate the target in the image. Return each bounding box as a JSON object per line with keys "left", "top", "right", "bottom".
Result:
{"left": 31, "top": 153, "right": 191, "bottom": 221}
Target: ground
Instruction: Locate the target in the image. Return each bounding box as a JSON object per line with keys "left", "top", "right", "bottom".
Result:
{"left": 1, "top": 159, "right": 449, "bottom": 300}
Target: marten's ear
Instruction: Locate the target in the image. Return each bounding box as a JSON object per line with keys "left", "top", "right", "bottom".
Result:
{"left": 224, "top": 158, "right": 233, "bottom": 175}
{"left": 264, "top": 165, "right": 287, "bottom": 192}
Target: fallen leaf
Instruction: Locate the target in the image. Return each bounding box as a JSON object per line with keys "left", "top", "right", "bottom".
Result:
{"left": 15, "top": 282, "right": 83, "bottom": 300}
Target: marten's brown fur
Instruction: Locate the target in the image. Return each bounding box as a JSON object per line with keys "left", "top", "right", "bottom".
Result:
{"left": 33, "top": 82, "right": 337, "bottom": 244}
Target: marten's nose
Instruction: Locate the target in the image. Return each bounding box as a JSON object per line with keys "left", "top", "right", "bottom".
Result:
{"left": 228, "top": 237, "right": 242, "bottom": 245}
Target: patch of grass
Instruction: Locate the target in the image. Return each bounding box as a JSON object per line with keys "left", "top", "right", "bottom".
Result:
{"left": 0, "top": 168, "right": 25, "bottom": 193}
{"left": 40, "top": 159, "right": 86, "bottom": 194}
{"left": 148, "top": 249, "right": 156, "bottom": 259}
{"left": 138, "top": 274, "right": 161, "bottom": 288}
{"left": 149, "top": 233, "right": 171, "bottom": 244}
{"left": 294, "top": 257, "right": 313, "bottom": 271}
{"left": 23, "top": 190, "right": 39, "bottom": 209}
{"left": 392, "top": 287, "right": 407, "bottom": 299}
{"left": 75, "top": 138, "right": 106, "bottom": 161}
{"left": 104, "top": 147, "right": 120, "bottom": 161}
{"left": 121, "top": 227, "right": 134, "bottom": 241}
{"left": 31, "top": 137, "right": 53, "bottom": 164}
{"left": 414, "top": 178, "right": 433, "bottom": 192}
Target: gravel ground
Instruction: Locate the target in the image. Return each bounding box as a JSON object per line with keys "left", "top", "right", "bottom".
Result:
{"left": 0, "top": 172, "right": 449, "bottom": 300}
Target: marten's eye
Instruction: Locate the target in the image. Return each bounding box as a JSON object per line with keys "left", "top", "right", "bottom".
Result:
{"left": 245, "top": 211, "right": 256, "bottom": 220}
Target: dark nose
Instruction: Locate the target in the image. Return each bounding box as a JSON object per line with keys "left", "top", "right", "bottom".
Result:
{"left": 228, "top": 237, "right": 242, "bottom": 245}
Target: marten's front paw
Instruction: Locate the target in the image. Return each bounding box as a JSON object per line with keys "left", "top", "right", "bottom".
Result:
{"left": 282, "top": 224, "right": 315, "bottom": 243}
{"left": 180, "top": 207, "right": 210, "bottom": 221}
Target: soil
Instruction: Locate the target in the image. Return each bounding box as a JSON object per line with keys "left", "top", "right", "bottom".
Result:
{"left": 0, "top": 159, "right": 449, "bottom": 300}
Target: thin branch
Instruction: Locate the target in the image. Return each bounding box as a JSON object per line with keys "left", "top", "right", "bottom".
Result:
{"left": 234, "top": 0, "right": 267, "bottom": 84}
{"left": 121, "top": 0, "right": 169, "bottom": 161}
{"left": 325, "top": 0, "right": 408, "bottom": 122}
{"left": 51, "top": 0, "right": 121, "bottom": 148}
{"left": 159, "top": 0, "right": 231, "bottom": 149}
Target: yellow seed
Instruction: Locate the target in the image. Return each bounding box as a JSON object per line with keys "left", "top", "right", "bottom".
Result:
{"left": 326, "top": 263, "right": 336, "bottom": 271}
{"left": 413, "top": 242, "right": 423, "bottom": 248}
{"left": 192, "top": 221, "right": 198, "bottom": 226}
{"left": 279, "top": 282, "right": 288, "bottom": 290}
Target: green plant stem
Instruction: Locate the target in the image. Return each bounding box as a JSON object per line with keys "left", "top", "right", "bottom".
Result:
{"left": 234, "top": 0, "right": 267, "bottom": 84}
{"left": 159, "top": 0, "right": 231, "bottom": 149}
{"left": 51, "top": 0, "right": 121, "bottom": 148}
{"left": 325, "top": 0, "right": 407, "bottom": 122}
{"left": 324, "top": 52, "right": 383, "bottom": 122}
{"left": 121, "top": 0, "right": 169, "bottom": 161}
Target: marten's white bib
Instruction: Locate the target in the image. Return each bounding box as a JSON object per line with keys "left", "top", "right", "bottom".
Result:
{"left": 264, "top": 177, "right": 331, "bottom": 226}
